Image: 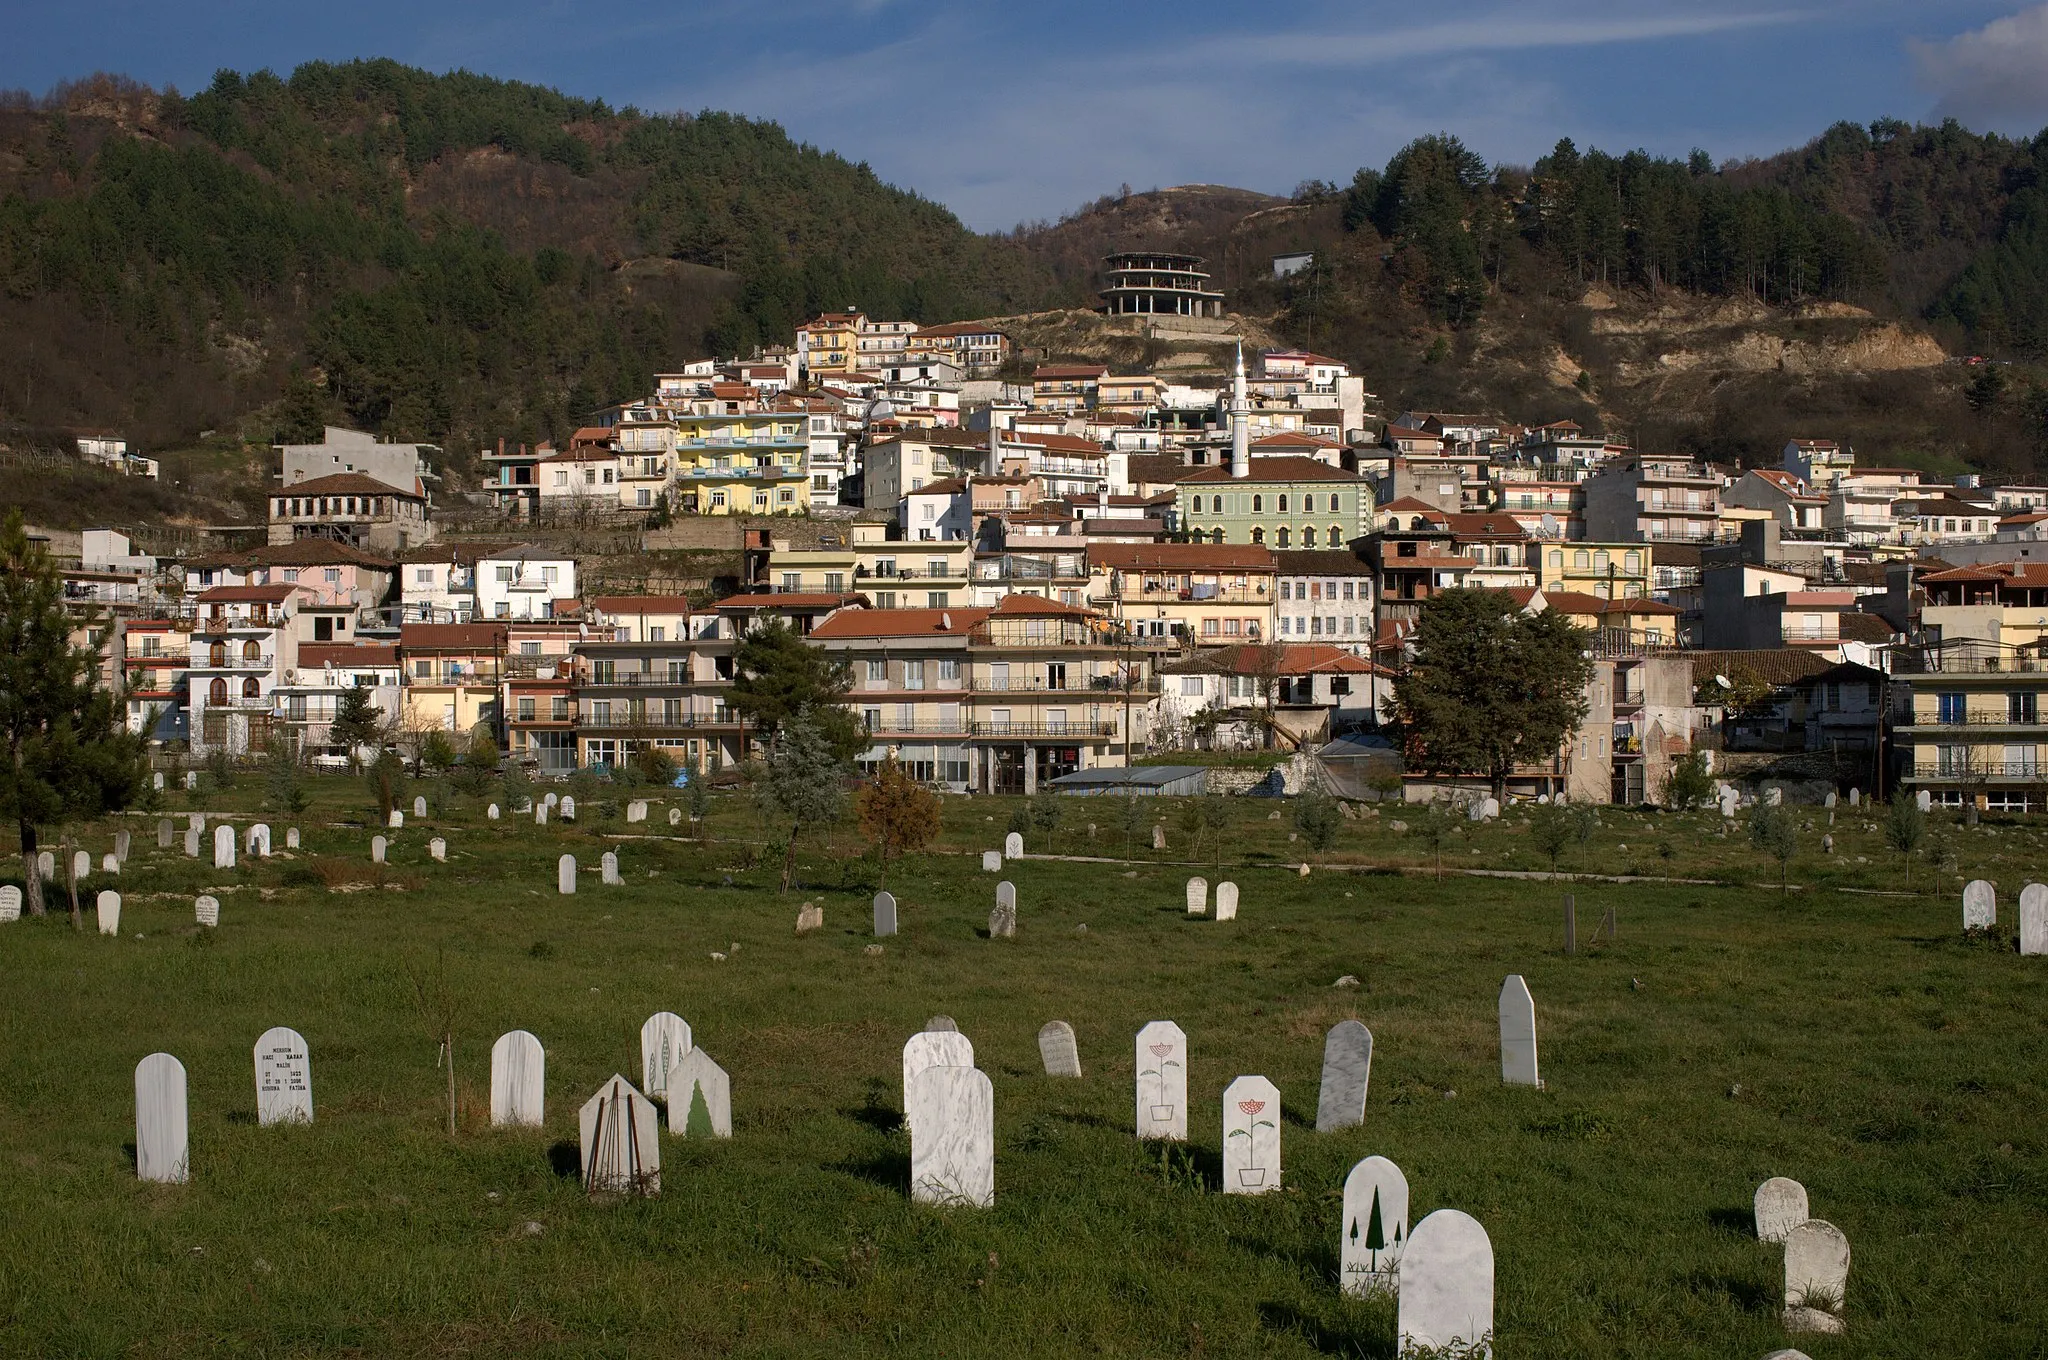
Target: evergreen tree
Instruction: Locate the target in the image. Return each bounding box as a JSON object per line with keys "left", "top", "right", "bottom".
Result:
{"left": 0, "top": 512, "right": 146, "bottom": 920}
{"left": 728, "top": 620, "right": 863, "bottom": 761}
{"left": 329, "top": 685, "right": 383, "bottom": 770}
{"left": 755, "top": 707, "right": 850, "bottom": 892}
{"left": 1394, "top": 590, "right": 1594, "bottom": 802}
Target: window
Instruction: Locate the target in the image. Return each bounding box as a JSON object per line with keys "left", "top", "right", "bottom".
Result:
{"left": 938, "top": 659, "right": 960, "bottom": 684}
{"left": 1224, "top": 619, "right": 1241, "bottom": 636}
{"left": 928, "top": 592, "right": 946, "bottom": 608}
{"left": 1276, "top": 527, "right": 1290, "bottom": 548}
{"left": 1278, "top": 494, "right": 1289, "bottom": 513}
{"left": 551, "top": 696, "right": 569, "bottom": 721}
{"left": 518, "top": 698, "right": 536, "bottom": 721}
{"left": 824, "top": 572, "right": 845, "bottom": 593}
{"left": 904, "top": 661, "right": 926, "bottom": 691}
{"left": 1303, "top": 527, "right": 1319, "bottom": 547}
{"left": 1202, "top": 619, "right": 1219, "bottom": 636}
{"left": 497, "top": 566, "right": 515, "bottom": 583}
{"left": 1625, "top": 551, "right": 1641, "bottom": 573}
{"left": 1180, "top": 677, "right": 1203, "bottom": 696}
{"left": 415, "top": 568, "right": 435, "bottom": 586}
{"left": 648, "top": 627, "right": 666, "bottom": 642}
{"left": 324, "top": 569, "right": 340, "bottom": 583}
{"left": 867, "top": 660, "right": 887, "bottom": 686}
{"left": 1250, "top": 527, "right": 1264, "bottom": 544}
{"left": 927, "top": 558, "right": 947, "bottom": 577}
{"left": 1574, "top": 550, "right": 1590, "bottom": 569}
{"left": 1252, "top": 495, "right": 1263, "bottom": 513}
{"left": 781, "top": 572, "right": 801, "bottom": 591}
{"left": 2010, "top": 692, "right": 2038, "bottom": 724}
{"left": 1280, "top": 582, "right": 1292, "bottom": 601}
{"left": 414, "top": 660, "right": 433, "bottom": 678}
{"left": 710, "top": 490, "right": 727, "bottom": 509}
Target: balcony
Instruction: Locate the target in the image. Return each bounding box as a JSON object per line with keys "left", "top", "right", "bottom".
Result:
{"left": 583, "top": 671, "right": 716, "bottom": 688}
{"left": 1905, "top": 712, "right": 2048, "bottom": 728}
{"left": 578, "top": 711, "right": 746, "bottom": 730}
{"left": 1912, "top": 763, "right": 2047, "bottom": 783}
{"left": 190, "top": 654, "right": 275, "bottom": 671}
{"left": 972, "top": 676, "right": 1159, "bottom": 696}
{"left": 860, "top": 720, "right": 972, "bottom": 735}
{"left": 1894, "top": 653, "right": 2046, "bottom": 676}
{"left": 970, "top": 719, "right": 1120, "bottom": 738}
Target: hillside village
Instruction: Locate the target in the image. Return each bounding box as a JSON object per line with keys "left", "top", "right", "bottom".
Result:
{"left": 41, "top": 249, "right": 2048, "bottom": 809}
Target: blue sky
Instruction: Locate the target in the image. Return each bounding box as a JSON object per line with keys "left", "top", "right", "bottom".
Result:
{"left": 5, "top": 1, "right": 2047, "bottom": 230}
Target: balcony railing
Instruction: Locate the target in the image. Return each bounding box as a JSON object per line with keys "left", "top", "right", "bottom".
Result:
{"left": 577, "top": 712, "right": 746, "bottom": 730}
{"left": 1913, "top": 764, "right": 2047, "bottom": 782}
{"left": 1907, "top": 712, "right": 2047, "bottom": 727}
{"left": 859, "top": 720, "right": 972, "bottom": 735}
{"left": 971, "top": 676, "right": 1160, "bottom": 695}
{"left": 970, "top": 719, "right": 1119, "bottom": 738}
{"left": 1893, "top": 654, "right": 2045, "bottom": 676}
{"left": 190, "top": 655, "right": 275, "bottom": 671}
{"left": 584, "top": 672, "right": 715, "bottom": 688}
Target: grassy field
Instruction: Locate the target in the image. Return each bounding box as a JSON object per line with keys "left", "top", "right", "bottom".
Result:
{"left": 1, "top": 779, "right": 2045, "bottom": 1358}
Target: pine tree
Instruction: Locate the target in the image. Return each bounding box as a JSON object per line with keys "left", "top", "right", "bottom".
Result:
{"left": 756, "top": 707, "right": 850, "bottom": 892}
{"left": 0, "top": 511, "right": 146, "bottom": 920}
{"left": 329, "top": 685, "right": 383, "bottom": 771}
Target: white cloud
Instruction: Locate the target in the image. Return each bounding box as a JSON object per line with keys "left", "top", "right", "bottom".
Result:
{"left": 1911, "top": 4, "right": 2048, "bottom": 131}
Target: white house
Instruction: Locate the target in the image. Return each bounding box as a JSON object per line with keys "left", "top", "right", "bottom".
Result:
{"left": 474, "top": 546, "right": 577, "bottom": 621}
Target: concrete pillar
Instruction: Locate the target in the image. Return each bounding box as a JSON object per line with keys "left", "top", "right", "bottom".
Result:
{"left": 1023, "top": 747, "right": 1037, "bottom": 796}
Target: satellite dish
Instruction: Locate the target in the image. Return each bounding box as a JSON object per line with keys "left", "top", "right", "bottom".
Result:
{"left": 940, "top": 611, "right": 952, "bottom": 630}
{"left": 1714, "top": 674, "right": 1731, "bottom": 689}
{"left": 868, "top": 400, "right": 895, "bottom": 421}
{"left": 1540, "top": 513, "right": 1558, "bottom": 536}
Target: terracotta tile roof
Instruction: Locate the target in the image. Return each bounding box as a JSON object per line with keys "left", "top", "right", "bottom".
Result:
{"left": 1033, "top": 364, "right": 1108, "bottom": 379}
{"left": 400, "top": 624, "right": 509, "bottom": 650}
{"left": 1088, "top": 543, "right": 1276, "bottom": 571}
{"left": 1686, "top": 649, "right": 1835, "bottom": 688}
{"left": 241, "top": 539, "right": 395, "bottom": 569}
{"left": 1838, "top": 613, "right": 1898, "bottom": 643}
{"left": 1252, "top": 431, "right": 1342, "bottom": 449}
{"left": 1443, "top": 513, "right": 1529, "bottom": 539}
{"left": 1206, "top": 642, "right": 1383, "bottom": 676}
{"left": 808, "top": 607, "right": 992, "bottom": 639}
{"left": 282, "top": 472, "right": 425, "bottom": 498}
{"left": 1541, "top": 591, "right": 1682, "bottom": 616}
{"left": 1270, "top": 549, "right": 1372, "bottom": 575}
{"left": 1177, "top": 456, "right": 1365, "bottom": 485}
{"left": 990, "top": 593, "right": 1095, "bottom": 618}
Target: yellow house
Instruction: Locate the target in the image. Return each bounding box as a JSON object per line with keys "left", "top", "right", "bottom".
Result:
{"left": 1529, "top": 541, "right": 1652, "bottom": 600}
{"left": 398, "top": 623, "right": 507, "bottom": 739}
{"left": 672, "top": 410, "right": 809, "bottom": 515}
{"left": 797, "top": 312, "right": 864, "bottom": 377}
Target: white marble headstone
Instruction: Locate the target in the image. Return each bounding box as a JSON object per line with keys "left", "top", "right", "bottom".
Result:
{"left": 1849, "top": 787, "right": 1860, "bottom": 806}
{"left": 666, "top": 1048, "right": 732, "bottom": 1138}
{"left": 982, "top": 849, "right": 1001, "bottom": 872}
{"left": 1222, "top": 1075, "right": 1282, "bottom": 1194}
{"left": 1963, "top": 879, "right": 1996, "bottom": 930}
{"left": 37, "top": 849, "right": 54, "bottom": 879}
{"left": 154, "top": 771, "right": 164, "bottom": 790}
{"left": 194, "top": 895, "right": 220, "bottom": 928}
{"left": 1754, "top": 1176, "right": 1810, "bottom": 1243}
{"left": 578, "top": 1075, "right": 660, "bottom": 1195}
{"left": 640, "top": 1011, "right": 693, "bottom": 1099}
{"left": 371, "top": 835, "right": 387, "bottom": 864}
{"left": 1003, "top": 831, "right": 1023, "bottom": 859}
{"left": 1398, "top": 1210, "right": 1494, "bottom": 1357}
{"left": 254, "top": 1025, "right": 313, "bottom": 1125}
{"left": 184, "top": 829, "right": 200, "bottom": 858}
{"left": 213, "top": 825, "right": 235, "bottom": 869}
{"left": 388, "top": 809, "right": 404, "bottom": 829}
{"left": 873, "top": 891, "right": 897, "bottom": 937}
{"left": 2020, "top": 882, "right": 2047, "bottom": 956}
{"left": 158, "top": 819, "right": 173, "bottom": 849}
{"left": 101, "top": 853, "right": 118, "bottom": 875}
{"left": 1037, "top": 1020, "right": 1081, "bottom": 1077}
{"left": 1823, "top": 791, "right": 1836, "bottom": 809}
{"left": 1341, "top": 1155, "right": 1410, "bottom": 1297}
{"left": 1134, "top": 1020, "right": 1188, "bottom": 1140}
{"left": 1499, "top": 974, "right": 1540, "bottom": 1087}
{"left": 902, "top": 1029, "right": 973, "bottom": 1137}
{"left": 430, "top": 837, "right": 446, "bottom": 862}
{"left": 1719, "top": 784, "right": 1739, "bottom": 818}
{"left": 188, "top": 812, "right": 205, "bottom": 833}
{"left": 487, "top": 803, "right": 500, "bottom": 820}
{"left": 545, "top": 792, "right": 558, "bottom": 810}
{"left": 535, "top": 803, "right": 549, "bottom": 826}
{"left": 1216, "top": 881, "right": 1239, "bottom": 921}
{"left": 253, "top": 824, "right": 272, "bottom": 856}
{"left": 1315, "top": 1019, "right": 1374, "bottom": 1131}
{"left": 1151, "top": 824, "right": 1166, "bottom": 850}
{"left": 560, "top": 796, "right": 576, "bottom": 821}
{"left": 286, "top": 826, "right": 299, "bottom": 850}
{"left": 72, "top": 849, "right": 90, "bottom": 881}
{"left": 413, "top": 796, "right": 427, "bottom": 818}
{"left": 908, "top": 1065, "right": 994, "bottom": 1207}
{"left": 490, "top": 1030, "right": 545, "bottom": 1127}
{"left": 601, "top": 851, "right": 620, "bottom": 885}
{"left": 115, "top": 829, "right": 130, "bottom": 863}
{"left": 989, "top": 882, "right": 1013, "bottom": 937}
{"left": 1185, "top": 876, "right": 1207, "bottom": 915}
{"left": 1917, "top": 789, "right": 1931, "bottom": 812}
{"left": 557, "top": 854, "right": 575, "bottom": 894}
{"left": 135, "top": 1052, "right": 190, "bottom": 1183}
{"left": 0, "top": 886, "right": 19, "bottom": 922}
{"left": 627, "top": 800, "right": 647, "bottom": 823}
{"left": 925, "top": 1016, "right": 958, "bottom": 1032}
{"left": 1783, "top": 1219, "right": 1850, "bottom": 1334}
{"left": 96, "top": 889, "right": 120, "bottom": 936}
{"left": 667, "top": 807, "right": 682, "bottom": 827}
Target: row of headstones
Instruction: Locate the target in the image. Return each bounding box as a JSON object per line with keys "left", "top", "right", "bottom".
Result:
{"left": 1756, "top": 1176, "right": 1852, "bottom": 1335}
{"left": 1183, "top": 878, "right": 1243, "bottom": 919}
{"left": 0, "top": 887, "right": 221, "bottom": 933}
{"left": 1963, "top": 879, "right": 2048, "bottom": 954}
{"left": 133, "top": 1011, "right": 733, "bottom": 1191}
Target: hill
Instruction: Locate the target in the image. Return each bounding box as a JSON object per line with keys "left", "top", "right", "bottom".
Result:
{"left": 0, "top": 64, "right": 1059, "bottom": 463}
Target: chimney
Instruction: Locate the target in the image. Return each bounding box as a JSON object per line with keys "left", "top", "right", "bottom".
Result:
{"left": 986, "top": 415, "right": 1001, "bottom": 475}
{"left": 1230, "top": 344, "right": 1250, "bottom": 479}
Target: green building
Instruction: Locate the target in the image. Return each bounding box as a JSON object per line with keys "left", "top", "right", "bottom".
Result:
{"left": 1177, "top": 456, "right": 1374, "bottom": 549}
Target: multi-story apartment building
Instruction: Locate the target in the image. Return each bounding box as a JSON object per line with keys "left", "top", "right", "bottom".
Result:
{"left": 475, "top": 547, "right": 578, "bottom": 621}
{"left": 1919, "top": 562, "right": 2048, "bottom": 651}
{"left": 571, "top": 599, "right": 744, "bottom": 774}
{"left": 1031, "top": 364, "right": 1107, "bottom": 414}
{"left": 1493, "top": 472, "right": 1587, "bottom": 539}
{"left": 671, "top": 408, "right": 810, "bottom": 515}
{"left": 120, "top": 617, "right": 191, "bottom": 739}
{"left": 188, "top": 584, "right": 304, "bottom": 755}
{"left": 1723, "top": 469, "right": 1829, "bottom": 534}
{"left": 537, "top": 446, "right": 620, "bottom": 510}
{"left": 1584, "top": 455, "right": 1722, "bottom": 544}
{"left": 905, "top": 321, "right": 1011, "bottom": 376}
{"left": 1895, "top": 638, "right": 2048, "bottom": 812}
{"left": 1270, "top": 550, "right": 1376, "bottom": 651}
{"left": 273, "top": 643, "right": 402, "bottom": 755}
{"left": 810, "top": 596, "right": 1158, "bottom": 793}
{"left": 614, "top": 414, "right": 677, "bottom": 510}
{"left": 1362, "top": 518, "right": 1473, "bottom": 627}
{"left": 1086, "top": 543, "right": 1275, "bottom": 642}
{"left": 398, "top": 623, "right": 506, "bottom": 739}
{"left": 766, "top": 523, "right": 974, "bottom": 611}
{"left": 1529, "top": 540, "right": 1653, "bottom": 600}
{"left": 796, "top": 312, "right": 863, "bottom": 378}
{"left": 1176, "top": 457, "right": 1372, "bottom": 548}
{"left": 1783, "top": 438, "right": 1854, "bottom": 488}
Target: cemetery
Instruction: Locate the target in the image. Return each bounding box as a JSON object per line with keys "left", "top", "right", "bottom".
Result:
{"left": 0, "top": 778, "right": 2044, "bottom": 1357}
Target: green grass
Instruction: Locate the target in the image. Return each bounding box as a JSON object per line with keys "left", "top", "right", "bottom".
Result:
{"left": 2, "top": 782, "right": 2046, "bottom": 1357}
